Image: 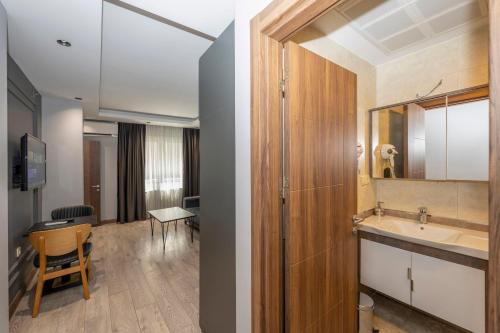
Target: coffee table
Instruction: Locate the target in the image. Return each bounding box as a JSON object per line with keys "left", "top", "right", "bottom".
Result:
{"left": 148, "top": 207, "right": 196, "bottom": 250}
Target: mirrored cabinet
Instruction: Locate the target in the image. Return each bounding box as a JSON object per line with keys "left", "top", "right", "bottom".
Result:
{"left": 370, "top": 85, "right": 489, "bottom": 181}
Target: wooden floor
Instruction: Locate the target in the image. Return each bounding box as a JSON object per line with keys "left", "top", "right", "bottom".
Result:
{"left": 9, "top": 220, "right": 201, "bottom": 333}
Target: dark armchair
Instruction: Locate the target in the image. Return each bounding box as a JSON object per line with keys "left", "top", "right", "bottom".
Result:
{"left": 183, "top": 196, "right": 200, "bottom": 230}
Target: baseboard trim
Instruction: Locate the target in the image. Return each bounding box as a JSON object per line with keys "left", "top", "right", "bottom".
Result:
{"left": 9, "top": 265, "right": 36, "bottom": 318}
{"left": 8, "top": 246, "right": 34, "bottom": 276}
{"left": 98, "top": 219, "right": 116, "bottom": 226}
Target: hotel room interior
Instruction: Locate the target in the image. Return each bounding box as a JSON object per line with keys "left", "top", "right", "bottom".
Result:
{"left": 0, "top": 0, "right": 499, "bottom": 333}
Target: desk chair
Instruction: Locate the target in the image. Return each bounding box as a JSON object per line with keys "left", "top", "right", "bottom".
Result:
{"left": 51, "top": 205, "right": 94, "bottom": 220}
{"left": 29, "top": 223, "right": 92, "bottom": 317}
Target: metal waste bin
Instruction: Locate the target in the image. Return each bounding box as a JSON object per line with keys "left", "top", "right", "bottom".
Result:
{"left": 358, "top": 292, "right": 374, "bottom": 333}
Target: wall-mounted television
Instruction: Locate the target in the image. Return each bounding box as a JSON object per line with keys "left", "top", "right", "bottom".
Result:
{"left": 20, "top": 134, "right": 46, "bottom": 191}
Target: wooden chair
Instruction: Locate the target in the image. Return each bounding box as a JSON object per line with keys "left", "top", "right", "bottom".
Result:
{"left": 29, "top": 223, "right": 93, "bottom": 317}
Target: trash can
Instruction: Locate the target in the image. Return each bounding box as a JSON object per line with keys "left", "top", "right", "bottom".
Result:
{"left": 358, "top": 292, "right": 374, "bottom": 333}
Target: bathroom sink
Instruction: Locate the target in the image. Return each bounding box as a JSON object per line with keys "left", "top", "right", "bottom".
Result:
{"left": 358, "top": 215, "right": 488, "bottom": 259}
{"left": 381, "top": 218, "right": 462, "bottom": 243}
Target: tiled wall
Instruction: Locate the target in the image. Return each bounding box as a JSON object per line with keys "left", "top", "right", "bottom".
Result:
{"left": 376, "top": 26, "right": 489, "bottom": 107}
{"left": 375, "top": 26, "right": 489, "bottom": 226}
{"left": 376, "top": 180, "right": 488, "bottom": 225}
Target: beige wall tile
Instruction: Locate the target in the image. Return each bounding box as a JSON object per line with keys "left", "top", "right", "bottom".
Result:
{"left": 376, "top": 180, "right": 458, "bottom": 218}
{"left": 458, "top": 182, "right": 489, "bottom": 224}
{"left": 373, "top": 26, "right": 489, "bottom": 226}
{"left": 376, "top": 27, "right": 489, "bottom": 107}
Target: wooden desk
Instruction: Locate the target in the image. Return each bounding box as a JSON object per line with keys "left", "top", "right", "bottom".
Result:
{"left": 25, "top": 215, "right": 96, "bottom": 235}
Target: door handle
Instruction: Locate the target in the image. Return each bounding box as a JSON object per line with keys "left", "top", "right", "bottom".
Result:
{"left": 352, "top": 215, "right": 364, "bottom": 225}
{"left": 352, "top": 215, "right": 364, "bottom": 234}
{"left": 91, "top": 185, "right": 100, "bottom": 188}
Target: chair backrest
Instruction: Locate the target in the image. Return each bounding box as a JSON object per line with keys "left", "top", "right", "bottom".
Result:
{"left": 29, "top": 224, "right": 91, "bottom": 257}
{"left": 51, "top": 205, "right": 94, "bottom": 220}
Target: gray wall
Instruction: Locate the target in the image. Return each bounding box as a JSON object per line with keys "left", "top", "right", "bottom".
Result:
{"left": 7, "top": 55, "right": 41, "bottom": 306}
{"left": 0, "top": 2, "right": 9, "bottom": 328}
{"left": 199, "top": 22, "right": 235, "bottom": 333}
{"left": 41, "top": 96, "right": 84, "bottom": 220}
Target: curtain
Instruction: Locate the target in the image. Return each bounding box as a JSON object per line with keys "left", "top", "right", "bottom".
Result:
{"left": 183, "top": 128, "right": 200, "bottom": 197}
{"left": 117, "top": 123, "right": 146, "bottom": 223}
{"left": 145, "top": 125, "right": 184, "bottom": 210}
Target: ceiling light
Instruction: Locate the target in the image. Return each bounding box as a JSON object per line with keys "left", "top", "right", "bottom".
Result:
{"left": 57, "top": 39, "right": 71, "bottom": 47}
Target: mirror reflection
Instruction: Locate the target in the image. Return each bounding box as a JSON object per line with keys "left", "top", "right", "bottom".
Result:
{"left": 370, "top": 86, "right": 489, "bottom": 181}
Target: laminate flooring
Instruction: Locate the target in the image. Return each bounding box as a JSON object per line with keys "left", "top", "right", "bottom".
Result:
{"left": 10, "top": 220, "right": 201, "bottom": 333}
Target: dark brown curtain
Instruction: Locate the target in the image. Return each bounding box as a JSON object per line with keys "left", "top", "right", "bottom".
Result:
{"left": 117, "top": 123, "right": 146, "bottom": 222}
{"left": 183, "top": 128, "right": 200, "bottom": 197}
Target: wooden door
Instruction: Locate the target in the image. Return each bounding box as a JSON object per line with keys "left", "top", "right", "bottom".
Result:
{"left": 283, "top": 41, "right": 358, "bottom": 333}
{"left": 84, "top": 140, "right": 101, "bottom": 223}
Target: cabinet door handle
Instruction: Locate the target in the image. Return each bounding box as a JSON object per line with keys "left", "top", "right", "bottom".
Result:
{"left": 411, "top": 280, "right": 414, "bottom": 292}
{"left": 407, "top": 267, "right": 412, "bottom": 279}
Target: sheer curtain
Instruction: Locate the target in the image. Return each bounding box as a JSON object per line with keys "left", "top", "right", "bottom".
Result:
{"left": 145, "top": 125, "right": 183, "bottom": 210}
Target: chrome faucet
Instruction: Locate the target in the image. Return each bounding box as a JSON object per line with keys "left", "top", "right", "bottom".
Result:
{"left": 374, "top": 201, "right": 385, "bottom": 216}
{"left": 418, "top": 207, "right": 428, "bottom": 224}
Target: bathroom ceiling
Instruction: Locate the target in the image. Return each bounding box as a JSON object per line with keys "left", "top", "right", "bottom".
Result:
{"left": 313, "top": 0, "right": 489, "bottom": 65}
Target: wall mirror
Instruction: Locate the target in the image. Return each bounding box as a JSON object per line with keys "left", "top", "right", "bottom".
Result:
{"left": 370, "top": 85, "right": 489, "bottom": 181}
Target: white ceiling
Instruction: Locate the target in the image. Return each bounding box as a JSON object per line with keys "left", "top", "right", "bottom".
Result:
{"left": 0, "top": 0, "right": 234, "bottom": 124}
{"left": 100, "top": 1, "right": 211, "bottom": 119}
{"left": 117, "top": 0, "right": 234, "bottom": 38}
{"left": 0, "top": 0, "right": 102, "bottom": 116}
{"left": 313, "top": 0, "right": 489, "bottom": 65}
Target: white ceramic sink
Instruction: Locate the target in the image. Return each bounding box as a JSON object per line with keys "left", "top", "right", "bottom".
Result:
{"left": 379, "top": 218, "right": 462, "bottom": 243}
{"left": 358, "top": 215, "right": 488, "bottom": 259}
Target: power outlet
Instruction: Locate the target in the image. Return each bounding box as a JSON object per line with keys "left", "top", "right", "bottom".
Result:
{"left": 16, "top": 246, "right": 21, "bottom": 258}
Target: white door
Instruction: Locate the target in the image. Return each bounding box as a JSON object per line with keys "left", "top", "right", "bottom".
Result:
{"left": 411, "top": 253, "right": 485, "bottom": 333}
{"left": 360, "top": 239, "right": 412, "bottom": 304}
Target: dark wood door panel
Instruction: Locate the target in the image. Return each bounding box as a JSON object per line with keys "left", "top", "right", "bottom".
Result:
{"left": 288, "top": 249, "right": 344, "bottom": 332}
{"left": 84, "top": 140, "right": 101, "bottom": 223}
{"left": 288, "top": 114, "right": 342, "bottom": 191}
{"left": 286, "top": 43, "right": 350, "bottom": 192}
{"left": 303, "top": 302, "right": 344, "bottom": 333}
{"left": 342, "top": 68, "right": 358, "bottom": 333}
{"left": 284, "top": 41, "right": 357, "bottom": 333}
{"left": 288, "top": 185, "right": 345, "bottom": 265}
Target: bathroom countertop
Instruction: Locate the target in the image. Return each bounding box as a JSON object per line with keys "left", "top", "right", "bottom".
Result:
{"left": 358, "top": 215, "right": 488, "bottom": 260}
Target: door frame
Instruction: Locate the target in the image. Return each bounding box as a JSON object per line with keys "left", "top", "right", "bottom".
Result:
{"left": 250, "top": 0, "right": 500, "bottom": 332}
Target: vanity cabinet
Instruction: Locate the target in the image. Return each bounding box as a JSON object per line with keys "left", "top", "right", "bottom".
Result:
{"left": 360, "top": 239, "right": 412, "bottom": 304}
{"left": 360, "top": 239, "right": 485, "bottom": 333}
{"left": 412, "top": 253, "right": 485, "bottom": 333}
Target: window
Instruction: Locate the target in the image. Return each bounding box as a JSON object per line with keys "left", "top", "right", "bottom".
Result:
{"left": 145, "top": 125, "right": 183, "bottom": 210}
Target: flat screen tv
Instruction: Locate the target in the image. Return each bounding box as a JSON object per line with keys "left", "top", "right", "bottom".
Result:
{"left": 20, "top": 134, "right": 46, "bottom": 191}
